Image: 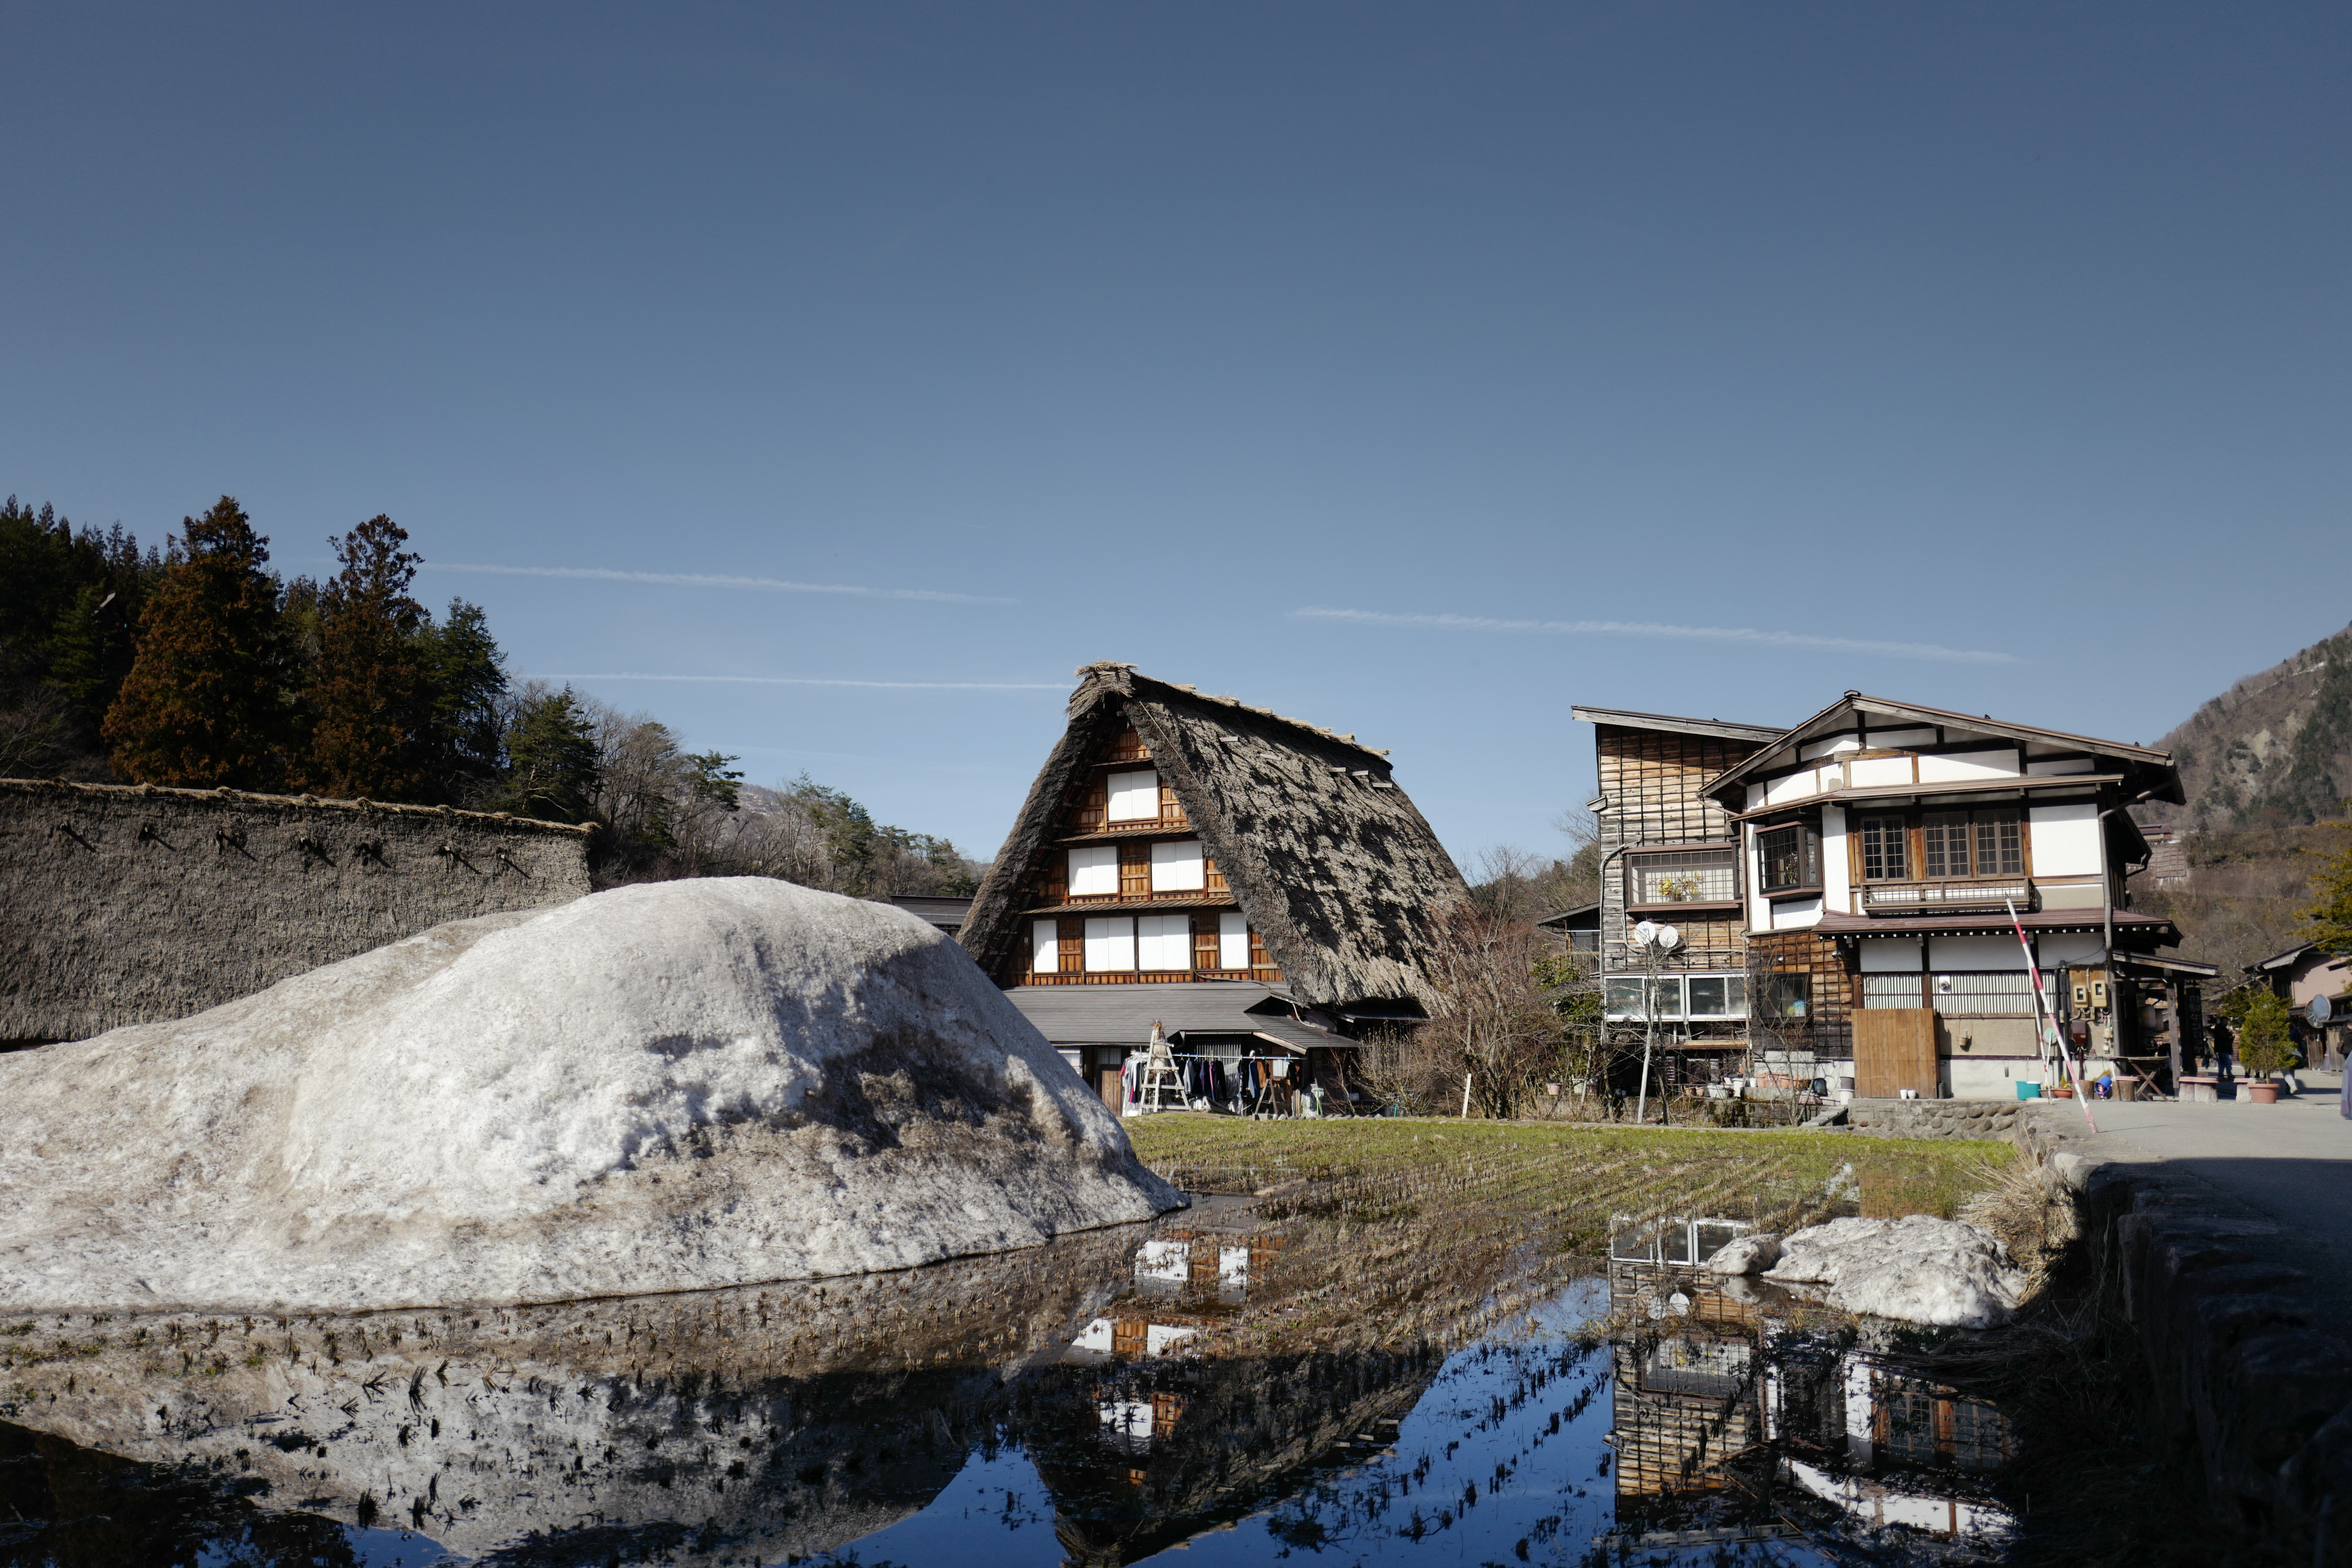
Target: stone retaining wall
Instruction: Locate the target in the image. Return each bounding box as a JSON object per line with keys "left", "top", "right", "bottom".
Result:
{"left": 1844, "top": 1096, "right": 2024, "bottom": 1141}
{"left": 0, "top": 779, "right": 592, "bottom": 1042}
{"left": 2018, "top": 1118, "right": 2352, "bottom": 1557}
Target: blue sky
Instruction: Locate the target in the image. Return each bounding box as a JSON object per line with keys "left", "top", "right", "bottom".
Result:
{"left": 5, "top": 4, "right": 2347, "bottom": 863}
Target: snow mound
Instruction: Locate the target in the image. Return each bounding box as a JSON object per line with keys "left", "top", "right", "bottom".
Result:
{"left": 1763, "top": 1215, "right": 2026, "bottom": 1328}
{"left": 1702, "top": 1232, "right": 1782, "bottom": 1275}
{"left": 0, "top": 877, "right": 1181, "bottom": 1312}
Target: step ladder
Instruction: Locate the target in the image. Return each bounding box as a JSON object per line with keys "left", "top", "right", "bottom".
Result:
{"left": 1138, "top": 1022, "right": 1184, "bottom": 1112}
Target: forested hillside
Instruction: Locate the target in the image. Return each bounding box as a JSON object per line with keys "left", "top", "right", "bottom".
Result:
{"left": 2134, "top": 621, "right": 2352, "bottom": 978}
{"left": 0, "top": 494, "right": 983, "bottom": 895}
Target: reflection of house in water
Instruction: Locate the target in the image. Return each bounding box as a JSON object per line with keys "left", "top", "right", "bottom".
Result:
{"left": 1605, "top": 1219, "right": 2015, "bottom": 1549}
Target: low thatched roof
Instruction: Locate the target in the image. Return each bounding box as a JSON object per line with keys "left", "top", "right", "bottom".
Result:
{"left": 959, "top": 663, "right": 1468, "bottom": 1010}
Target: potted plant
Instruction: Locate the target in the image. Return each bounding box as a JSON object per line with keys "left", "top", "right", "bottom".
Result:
{"left": 2238, "top": 989, "right": 2295, "bottom": 1103}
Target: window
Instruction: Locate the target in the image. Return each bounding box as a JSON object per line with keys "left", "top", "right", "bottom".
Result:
{"left": 1032, "top": 920, "right": 1058, "bottom": 975}
{"left": 1860, "top": 816, "right": 1908, "bottom": 882}
{"left": 1151, "top": 838, "right": 1206, "bottom": 891}
{"left": 1686, "top": 975, "right": 1747, "bottom": 1018}
{"left": 1759, "top": 973, "right": 1811, "bottom": 1020}
{"left": 1083, "top": 916, "right": 1135, "bottom": 971}
{"left": 1218, "top": 911, "right": 1250, "bottom": 970}
{"left": 1136, "top": 914, "right": 1191, "bottom": 969}
{"left": 1869, "top": 809, "right": 2025, "bottom": 882}
{"left": 1626, "top": 846, "right": 1738, "bottom": 908}
{"left": 1106, "top": 769, "right": 1160, "bottom": 822}
{"left": 1068, "top": 844, "right": 1118, "bottom": 897}
{"left": 1757, "top": 823, "right": 1820, "bottom": 895}
{"left": 1602, "top": 975, "right": 1748, "bottom": 1021}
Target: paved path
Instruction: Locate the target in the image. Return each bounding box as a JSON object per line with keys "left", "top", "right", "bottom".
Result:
{"left": 2054, "top": 1073, "right": 2352, "bottom": 1299}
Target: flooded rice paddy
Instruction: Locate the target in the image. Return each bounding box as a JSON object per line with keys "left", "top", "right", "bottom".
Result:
{"left": 0, "top": 1125, "right": 2026, "bottom": 1567}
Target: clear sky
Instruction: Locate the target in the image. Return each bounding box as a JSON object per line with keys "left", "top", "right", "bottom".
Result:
{"left": 5, "top": 4, "right": 2347, "bottom": 865}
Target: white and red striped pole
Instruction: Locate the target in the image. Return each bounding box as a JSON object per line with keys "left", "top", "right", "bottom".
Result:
{"left": 2010, "top": 899, "right": 2096, "bottom": 1132}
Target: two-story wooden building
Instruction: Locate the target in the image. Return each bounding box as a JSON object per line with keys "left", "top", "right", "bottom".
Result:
{"left": 1697, "top": 692, "right": 2187, "bottom": 1099}
{"left": 959, "top": 662, "right": 1470, "bottom": 1114}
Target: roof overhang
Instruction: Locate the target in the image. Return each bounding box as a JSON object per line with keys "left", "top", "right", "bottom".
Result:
{"left": 2118, "top": 954, "right": 2221, "bottom": 979}
{"left": 1571, "top": 706, "right": 1784, "bottom": 744}
{"left": 1702, "top": 693, "right": 2183, "bottom": 808}
{"left": 1813, "top": 909, "right": 2178, "bottom": 946}
{"left": 1733, "top": 775, "right": 2125, "bottom": 821}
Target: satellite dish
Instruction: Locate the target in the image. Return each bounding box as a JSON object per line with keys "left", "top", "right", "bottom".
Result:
{"left": 2312, "top": 995, "right": 2334, "bottom": 1026}
{"left": 1632, "top": 920, "right": 1659, "bottom": 948}
{"left": 1659, "top": 926, "right": 1682, "bottom": 952}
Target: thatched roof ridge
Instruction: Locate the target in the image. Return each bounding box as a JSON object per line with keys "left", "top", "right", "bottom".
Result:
{"left": 0, "top": 777, "right": 596, "bottom": 836}
{"left": 960, "top": 662, "right": 1468, "bottom": 1010}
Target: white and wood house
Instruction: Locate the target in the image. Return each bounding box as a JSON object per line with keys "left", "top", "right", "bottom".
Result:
{"left": 959, "top": 662, "right": 1470, "bottom": 1113}
{"left": 1695, "top": 693, "right": 2188, "bottom": 1100}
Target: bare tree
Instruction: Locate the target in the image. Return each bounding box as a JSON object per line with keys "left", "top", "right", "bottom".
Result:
{"left": 1415, "top": 895, "right": 1569, "bottom": 1119}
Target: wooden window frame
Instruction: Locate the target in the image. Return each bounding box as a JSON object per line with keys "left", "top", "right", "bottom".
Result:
{"left": 1756, "top": 820, "right": 1822, "bottom": 900}
{"left": 1623, "top": 842, "right": 1742, "bottom": 915}
{"left": 1857, "top": 807, "right": 2032, "bottom": 886}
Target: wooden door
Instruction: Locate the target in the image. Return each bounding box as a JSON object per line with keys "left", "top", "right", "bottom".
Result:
{"left": 1097, "top": 1065, "right": 1123, "bottom": 1112}
{"left": 1853, "top": 1008, "right": 1939, "bottom": 1098}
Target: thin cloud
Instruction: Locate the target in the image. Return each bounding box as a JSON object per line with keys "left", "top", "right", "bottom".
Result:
{"left": 425, "top": 562, "right": 1011, "bottom": 605}
{"left": 525, "top": 672, "right": 1063, "bottom": 691}
{"left": 1291, "top": 607, "right": 2017, "bottom": 665}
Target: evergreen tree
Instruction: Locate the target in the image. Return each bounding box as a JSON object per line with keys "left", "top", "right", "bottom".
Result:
{"left": 305, "top": 515, "right": 433, "bottom": 800}
{"left": 421, "top": 598, "right": 510, "bottom": 797}
{"left": 103, "top": 497, "right": 296, "bottom": 788}
{"left": 502, "top": 686, "right": 601, "bottom": 822}
{"left": 1, "top": 498, "right": 160, "bottom": 777}
{"left": 2301, "top": 818, "right": 2352, "bottom": 957}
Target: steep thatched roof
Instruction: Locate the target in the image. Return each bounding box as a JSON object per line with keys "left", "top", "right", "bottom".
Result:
{"left": 959, "top": 662, "right": 1468, "bottom": 1010}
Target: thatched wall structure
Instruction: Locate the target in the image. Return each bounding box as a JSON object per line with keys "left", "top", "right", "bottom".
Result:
{"left": 960, "top": 662, "right": 1468, "bottom": 1011}
{"left": 0, "top": 779, "right": 591, "bottom": 1044}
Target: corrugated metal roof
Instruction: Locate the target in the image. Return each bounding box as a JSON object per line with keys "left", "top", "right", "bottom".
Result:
{"left": 1570, "top": 706, "right": 1784, "bottom": 744}
{"left": 1812, "top": 909, "right": 2176, "bottom": 943}
{"left": 888, "top": 895, "right": 972, "bottom": 931}
{"left": 1003, "top": 982, "right": 1341, "bottom": 1052}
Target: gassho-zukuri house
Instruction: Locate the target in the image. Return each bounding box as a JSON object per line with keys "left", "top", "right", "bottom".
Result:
{"left": 958, "top": 662, "right": 1470, "bottom": 1115}
{"left": 1576, "top": 691, "right": 2203, "bottom": 1102}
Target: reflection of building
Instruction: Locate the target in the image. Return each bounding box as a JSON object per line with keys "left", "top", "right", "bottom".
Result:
{"left": 958, "top": 662, "right": 1470, "bottom": 1116}
{"left": 1603, "top": 1221, "right": 2015, "bottom": 1549}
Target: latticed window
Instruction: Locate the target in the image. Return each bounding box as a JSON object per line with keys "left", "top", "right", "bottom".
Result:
{"left": 1757, "top": 824, "right": 1820, "bottom": 894}
{"left": 1860, "top": 815, "right": 1908, "bottom": 882}
{"left": 1926, "top": 809, "right": 2023, "bottom": 878}
{"left": 1626, "top": 846, "right": 1737, "bottom": 907}
{"left": 1975, "top": 813, "right": 2023, "bottom": 876}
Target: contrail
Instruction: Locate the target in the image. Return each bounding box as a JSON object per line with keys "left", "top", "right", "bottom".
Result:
{"left": 1290, "top": 607, "right": 2017, "bottom": 665}
{"left": 526, "top": 673, "right": 1064, "bottom": 691}
{"left": 426, "top": 563, "right": 1011, "bottom": 605}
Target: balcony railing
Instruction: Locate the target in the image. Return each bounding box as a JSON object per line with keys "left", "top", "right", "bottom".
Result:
{"left": 1863, "top": 882, "right": 2033, "bottom": 913}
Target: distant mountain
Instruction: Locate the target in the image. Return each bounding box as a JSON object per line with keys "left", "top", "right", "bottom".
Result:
{"left": 2153, "top": 621, "right": 2352, "bottom": 830}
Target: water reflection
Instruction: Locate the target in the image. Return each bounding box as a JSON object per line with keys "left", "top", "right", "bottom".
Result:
{"left": 0, "top": 1192, "right": 2023, "bottom": 1565}
{"left": 1606, "top": 1225, "right": 2017, "bottom": 1557}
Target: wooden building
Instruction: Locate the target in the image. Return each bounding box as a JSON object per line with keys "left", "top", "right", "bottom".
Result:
{"left": 1695, "top": 693, "right": 2187, "bottom": 1099}
{"left": 960, "top": 662, "right": 1470, "bottom": 1113}
{"left": 1572, "top": 707, "right": 1782, "bottom": 1088}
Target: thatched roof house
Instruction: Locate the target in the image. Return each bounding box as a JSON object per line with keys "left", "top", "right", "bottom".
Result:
{"left": 959, "top": 663, "right": 1468, "bottom": 1106}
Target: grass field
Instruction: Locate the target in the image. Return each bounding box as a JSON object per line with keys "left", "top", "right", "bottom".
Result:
{"left": 1127, "top": 1113, "right": 2011, "bottom": 1240}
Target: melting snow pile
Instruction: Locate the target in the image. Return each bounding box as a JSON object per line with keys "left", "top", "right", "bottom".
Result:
{"left": 0, "top": 877, "right": 1181, "bottom": 1312}
{"left": 1709, "top": 1215, "right": 2026, "bottom": 1328}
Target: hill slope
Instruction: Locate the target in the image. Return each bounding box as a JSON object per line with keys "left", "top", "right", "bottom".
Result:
{"left": 2157, "top": 621, "right": 2352, "bottom": 830}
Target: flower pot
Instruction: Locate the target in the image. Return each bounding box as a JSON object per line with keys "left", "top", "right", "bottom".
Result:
{"left": 2247, "top": 1082, "right": 2280, "bottom": 1105}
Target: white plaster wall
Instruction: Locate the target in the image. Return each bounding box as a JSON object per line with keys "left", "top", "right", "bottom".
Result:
{"left": 1917, "top": 748, "right": 2019, "bottom": 782}
{"left": 2029, "top": 802, "right": 2102, "bottom": 875}
{"left": 2026, "top": 757, "right": 2096, "bottom": 776}
{"left": 1773, "top": 896, "right": 1823, "bottom": 929}
{"left": 1748, "top": 831, "right": 1772, "bottom": 928}
{"left": 1849, "top": 755, "right": 1913, "bottom": 787}
{"left": 1860, "top": 938, "right": 1922, "bottom": 973}
{"left": 2039, "top": 932, "right": 2105, "bottom": 965}
{"left": 1821, "top": 806, "right": 1851, "bottom": 913}
{"left": 1948, "top": 1058, "right": 2043, "bottom": 1101}
{"left": 1800, "top": 733, "right": 1862, "bottom": 762}
{"left": 1765, "top": 768, "right": 1821, "bottom": 805}
{"left": 1931, "top": 935, "right": 2031, "bottom": 970}
{"left": 1867, "top": 726, "right": 1938, "bottom": 748}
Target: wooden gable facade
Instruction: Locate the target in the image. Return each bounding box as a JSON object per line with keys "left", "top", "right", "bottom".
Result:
{"left": 960, "top": 663, "right": 1470, "bottom": 1013}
